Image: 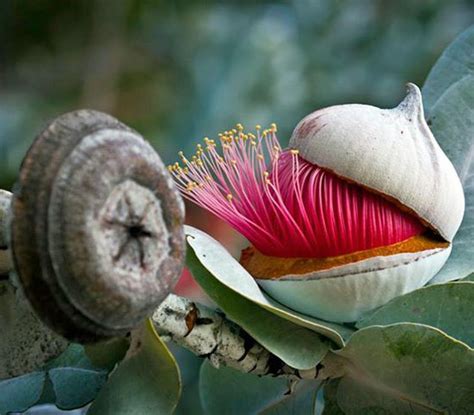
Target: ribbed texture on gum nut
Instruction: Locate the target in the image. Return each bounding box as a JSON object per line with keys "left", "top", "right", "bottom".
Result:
{"left": 290, "top": 83, "right": 464, "bottom": 242}
{"left": 11, "top": 110, "right": 185, "bottom": 343}
{"left": 257, "top": 246, "right": 451, "bottom": 322}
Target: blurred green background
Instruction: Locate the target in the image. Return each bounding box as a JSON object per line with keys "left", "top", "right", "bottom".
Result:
{"left": 1, "top": 0, "right": 473, "bottom": 190}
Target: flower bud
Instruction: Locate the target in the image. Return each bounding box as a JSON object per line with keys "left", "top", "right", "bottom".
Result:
{"left": 172, "top": 83, "right": 464, "bottom": 323}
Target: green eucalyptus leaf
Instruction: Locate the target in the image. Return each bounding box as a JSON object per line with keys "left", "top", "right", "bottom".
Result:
{"left": 185, "top": 225, "right": 353, "bottom": 348}
{"left": 199, "top": 360, "right": 289, "bottom": 415}
{"left": 422, "top": 25, "right": 474, "bottom": 283}
{"left": 331, "top": 323, "right": 474, "bottom": 414}
{"left": 37, "top": 343, "right": 109, "bottom": 409}
{"left": 260, "top": 381, "right": 320, "bottom": 415}
{"left": 425, "top": 75, "right": 474, "bottom": 284}
{"left": 0, "top": 343, "right": 110, "bottom": 412}
{"left": 423, "top": 25, "right": 474, "bottom": 115}
{"left": 0, "top": 372, "right": 45, "bottom": 415}
{"left": 462, "top": 272, "right": 474, "bottom": 281}
{"left": 187, "top": 236, "right": 329, "bottom": 370}
{"left": 35, "top": 377, "right": 56, "bottom": 406}
{"left": 357, "top": 282, "right": 474, "bottom": 347}
{"left": 85, "top": 337, "right": 130, "bottom": 371}
{"left": 321, "top": 380, "right": 345, "bottom": 415}
{"left": 171, "top": 345, "right": 206, "bottom": 415}
{"left": 88, "top": 320, "right": 181, "bottom": 415}
{"left": 48, "top": 367, "right": 107, "bottom": 410}
{"left": 44, "top": 343, "right": 95, "bottom": 370}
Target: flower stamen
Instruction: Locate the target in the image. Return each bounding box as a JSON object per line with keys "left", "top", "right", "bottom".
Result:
{"left": 170, "top": 124, "right": 424, "bottom": 258}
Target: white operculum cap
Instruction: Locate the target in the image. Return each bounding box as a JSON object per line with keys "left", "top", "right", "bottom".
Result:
{"left": 290, "top": 82, "right": 465, "bottom": 242}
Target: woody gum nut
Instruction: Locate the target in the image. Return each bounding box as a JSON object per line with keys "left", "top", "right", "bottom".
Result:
{"left": 10, "top": 110, "right": 185, "bottom": 343}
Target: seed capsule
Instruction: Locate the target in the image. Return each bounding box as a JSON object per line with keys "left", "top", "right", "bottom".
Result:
{"left": 11, "top": 110, "right": 185, "bottom": 342}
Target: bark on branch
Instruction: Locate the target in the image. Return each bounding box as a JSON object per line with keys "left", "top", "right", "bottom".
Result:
{"left": 152, "top": 294, "right": 321, "bottom": 380}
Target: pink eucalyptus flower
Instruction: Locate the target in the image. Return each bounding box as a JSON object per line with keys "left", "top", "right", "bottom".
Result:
{"left": 169, "top": 123, "right": 424, "bottom": 259}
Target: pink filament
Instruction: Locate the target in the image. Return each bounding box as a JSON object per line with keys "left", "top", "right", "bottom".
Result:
{"left": 171, "top": 128, "right": 424, "bottom": 258}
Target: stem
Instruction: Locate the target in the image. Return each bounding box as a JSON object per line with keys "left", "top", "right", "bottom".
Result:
{"left": 152, "top": 293, "right": 322, "bottom": 380}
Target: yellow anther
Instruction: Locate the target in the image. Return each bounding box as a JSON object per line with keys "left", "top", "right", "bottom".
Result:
{"left": 257, "top": 154, "right": 264, "bottom": 160}
{"left": 178, "top": 151, "right": 189, "bottom": 163}
{"left": 271, "top": 123, "right": 277, "bottom": 132}
{"left": 256, "top": 124, "right": 261, "bottom": 130}
{"left": 226, "top": 194, "right": 233, "bottom": 202}
{"left": 236, "top": 123, "right": 243, "bottom": 130}
{"left": 290, "top": 149, "right": 299, "bottom": 155}
{"left": 231, "top": 160, "right": 238, "bottom": 166}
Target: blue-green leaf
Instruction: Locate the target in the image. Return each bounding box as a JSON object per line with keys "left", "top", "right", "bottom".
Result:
{"left": 36, "top": 343, "right": 108, "bottom": 409}
{"left": 260, "top": 381, "right": 320, "bottom": 415}
{"left": 88, "top": 320, "right": 181, "bottom": 415}
{"left": 357, "top": 281, "right": 474, "bottom": 347}
{"left": 422, "top": 25, "right": 474, "bottom": 283}
{"left": 171, "top": 345, "right": 206, "bottom": 415}
{"left": 44, "top": 343, "right": 95, "bottom": 371}
{"left": 331, "top": 323, "right": 474, "bottom": 413}
{"left": 0, "top": 372, "right": 45, "bottom": 415}
{"left": 423, "top": 25, "right": 474, "bottom": 115}
{"left": 321, "top": 380, "right": 344, "bottom": 415}
{"left": 49, "top": 367, "right": 107, "bottom": 410}
{"left": 84, "top": 337, "right": 130, "bottom": 371}
{"left": 462, "top": 272, "right": 474, "bottom": 282}
{"left": 199, "top": 360, "right": 289, "bottom": 415}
